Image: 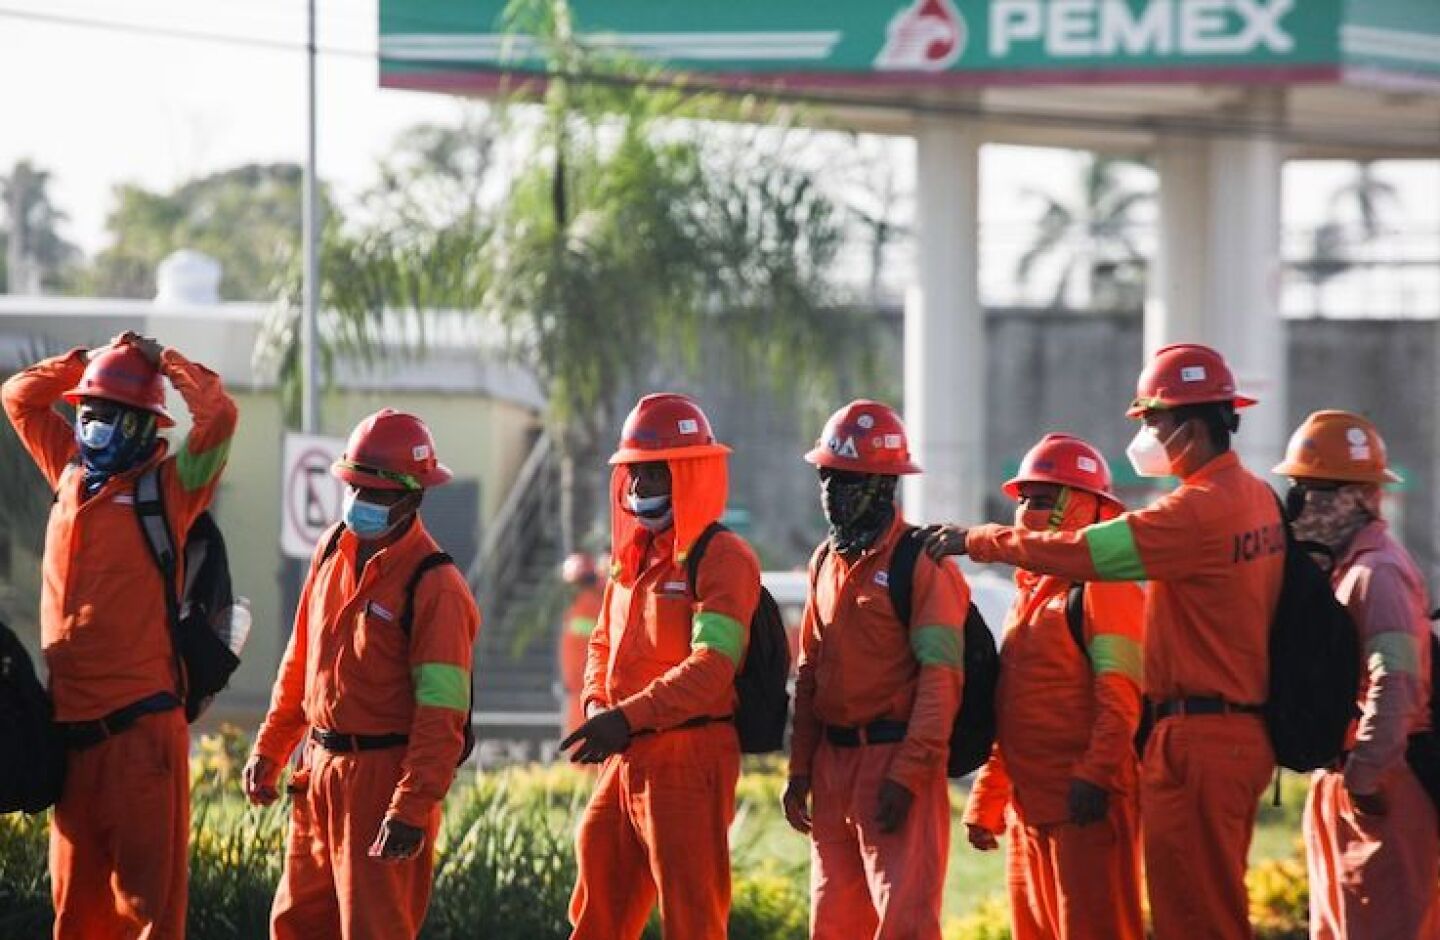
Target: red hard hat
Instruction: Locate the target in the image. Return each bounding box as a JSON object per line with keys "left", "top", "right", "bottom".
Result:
{"left": 331, "top": 409, "right": 452, "bottom": 490}
{"left": 62, "top": 345, "right": 174, "bottom": 427}
{"left": 1126, "top": 343, "right": 1257, "bottom": 417}
{"left": 561, "top": 552, "right": 599, "bottom": 584}
{"left": 1004, "top": 433, "right": 1123, "bottom": 511}
{"left": 804, "top": 400, "right": 921, "bottom": 475}
{"left": 609, "top": 393, "right": 731, "bottom": 464}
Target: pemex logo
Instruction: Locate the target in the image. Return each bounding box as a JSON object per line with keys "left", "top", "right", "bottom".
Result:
{"left": 875, "top": 0, "right": 967, "bottom": 71}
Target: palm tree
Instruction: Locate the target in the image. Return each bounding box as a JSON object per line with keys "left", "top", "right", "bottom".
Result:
{"left": 1014, "top": 155, "right": 1153, "bottom": 310}
{"left": 257, "top": 0, "right": 876, "bottom": 554}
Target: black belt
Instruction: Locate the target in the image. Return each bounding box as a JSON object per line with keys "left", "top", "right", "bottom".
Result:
{"left": 826, "top": 719, "right": 909, "bottom": 748}
{"left": 310, "top": 728, "right": 410, "bottom": 753}
{"left": 58, "top": 692, "right": 182, "bottom": 751}
{"left": 631, "top": 714, "right": 733, "bottom": 739}
{"left": 1152, "top": 697, "right": 1265, "bottom": 721}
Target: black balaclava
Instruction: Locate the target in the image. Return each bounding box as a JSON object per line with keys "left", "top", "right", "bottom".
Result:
{"left": 821, "top": 469, "right": 897, "bottom": 556}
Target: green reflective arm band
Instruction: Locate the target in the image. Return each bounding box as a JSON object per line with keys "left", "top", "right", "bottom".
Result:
{"left": 412, "top": 663, "right": 470, "bottom": 712}
{"left": 568, "top": 615, "right": 598, "bottom": 637}
{"left": 691, "top": 611, "right": 744, "bottom": 666}
{"left": 176, "top": 437, "right": 232, "bottom": 492}
{"left": 911, "top": 625, "right": 964, "bottom": 668}
{"left": 1084, "top": 518, "right": 1148, "bottom": 581}
{"left": 1366, "top": 631, "right": 1420, "bottom": 677}
{"left": 1088, "top": 634, "right": 1143, "bottom": 683}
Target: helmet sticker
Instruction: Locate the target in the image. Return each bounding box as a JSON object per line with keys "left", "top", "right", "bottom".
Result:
{"left": 1346, "top": 428, "right": 1368, "bottom": 445}
{"left": 1180, "top": 365, "right": 1207, "bottom": 382}
{"left": 1076, "top": 455, "right": 1098, "bottom": 474}
{"left": 857, "top": 414, "right": 875, "bottom": 429}
{"left": 831, "top": 436, "right": 860, "bottom": 459}
{"left": 884, "top": 434, "right": 902, "bottom": 449}
{"left": 412, "top": 445, "right": 431, "bottom": 460}
{"left": 678, "top": 418, "right": 699, "bottom": 435}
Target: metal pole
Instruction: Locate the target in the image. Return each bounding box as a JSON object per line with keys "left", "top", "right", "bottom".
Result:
{"left": 301, "top": 0, "right": 319, "bottom": 433}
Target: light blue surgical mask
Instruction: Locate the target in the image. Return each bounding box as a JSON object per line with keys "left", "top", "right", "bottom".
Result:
{"left": 626, "top": 492, "right": 673, "bottom": 532}
{"left": 343, "top": 489, "right": 398, "bottom": 540}
{"left": 79, "top": 419, "right": 117, "bottom": 450}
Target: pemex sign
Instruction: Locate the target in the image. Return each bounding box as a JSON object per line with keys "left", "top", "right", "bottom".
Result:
{"left": 379, "top": 0, "right": 1440, "bottom": 92}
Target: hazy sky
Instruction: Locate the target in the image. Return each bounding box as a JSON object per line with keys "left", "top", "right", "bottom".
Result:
{"left": 1, "top": 0, "right": 1435, "bottom": 315}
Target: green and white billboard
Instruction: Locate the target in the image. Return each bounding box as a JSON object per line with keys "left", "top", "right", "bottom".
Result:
{"left": 380, "top": 0, "right": 1440, "bottom": 94}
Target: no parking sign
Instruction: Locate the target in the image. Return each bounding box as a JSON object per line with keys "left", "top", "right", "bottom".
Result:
{"left": 281, "top": 432, "right": 346, "bottom": 559}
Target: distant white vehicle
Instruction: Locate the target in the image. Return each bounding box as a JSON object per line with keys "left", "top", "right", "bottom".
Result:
{"left": 762, "top": 558, "right": 1015, "bottom": 644}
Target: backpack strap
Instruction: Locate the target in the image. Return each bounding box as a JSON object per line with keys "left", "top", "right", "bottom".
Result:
{"left": 1065, "top": 583, "right": 1090, "bottom": 664}
{"left": 886, "top": 526, "right": 924, "bottom": 628}
{"left": 319, "top": 524, "right": 345, "bottom": 566}
{"left": 399, "top": 552, "right": 455, "bottom": 640}
{"left": 133, "top": 466, "right": 186, "bottom": 699}
{"left": 683, "top": 521, "right": 728, "bottom": 600}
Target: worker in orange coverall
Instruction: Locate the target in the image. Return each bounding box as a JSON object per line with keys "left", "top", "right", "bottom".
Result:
{"left": 927, "top": 343, "right": 1284, "bottom": 940}
{"left": 782, "top": 399, "right": 970, "bottom": 940}
{"left": 962, "top": 433, "right": 1145, "bottom": 940}
{"left": 3, "top": 332, "right": 236, "bottom": 940}
{"left": 558, "top": 552, "right": 604, "bottom": 734}
{"left": 562, "top": 393, "right": 761, "bottom": 940}
{"left": 243, "top": 409, "right": 479, "bottom": 940}
{"left": 1278, "top": 411, "right": 1440, "bottom": 939}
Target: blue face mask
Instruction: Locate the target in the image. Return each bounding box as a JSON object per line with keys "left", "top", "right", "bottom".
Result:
{"left": 79, "top": 419, "right": 117, "bottom": 450}
{"left": 74, "top": 406, "right": 157, "bottom": 482}
{"left": 343, "top": 489, "right": 399, "bottom": 540}
{"left": 626, "top": 492, "right": 673, "bottom": 532}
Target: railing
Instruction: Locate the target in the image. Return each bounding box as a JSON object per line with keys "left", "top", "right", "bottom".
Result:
{"left": 469, "top": 430, "right": 560, "bottom": 624}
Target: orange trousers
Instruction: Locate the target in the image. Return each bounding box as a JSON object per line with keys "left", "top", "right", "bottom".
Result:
{"left": 569, "top": 723, "right": 739, "bottom": 940}
{"left": 809, "top": 740, "right": 950, "bottom": 940}
{"left": 1304, "top": 767, "right": 1440, "bottom": 939}
{"left": 50, "top": 708, "right": 189, "bottom": 940}
{"left": 271, "top": 746, "right": 441, "bottom": 940}
{"left": 1142, "top": 714, "right": 1274, "bottom": 940}
{"left": 1005, "top": 794, "right": 1143, "bottom": 940}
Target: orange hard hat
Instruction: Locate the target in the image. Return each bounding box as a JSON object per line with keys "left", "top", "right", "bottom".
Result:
{"left": 1272, "top": 410, "right": 1401, "bottom": 485}
{"left": 1003, "top": 433, "right": 1123, "bottom": 511}
{"left": 1126, "top": 343, "right": 1257, "bottom": 417}
{"left": 62, "top": 345, "right": 174, "bottom": 427}
{"left": 608, "top": 393, "right": 731, "bottom": 465}
{"left": 331, "top": 409, "right": 453, "bottom": 490}
{"left": 804, "top": 400, "right": 921, "bottom": 475}
{"left": 561, "top": 552, "right": 599, "bottom": 584}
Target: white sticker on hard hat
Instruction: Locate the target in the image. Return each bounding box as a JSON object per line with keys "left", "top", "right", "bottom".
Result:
{"left": 857, "top": 414, "right": 875, "bottom": 429}
{"left": 412, "top": 445, "right": 431, "bottom": 460}
{"left": 874, "top": 570, "right": 889, "bottom": 587}
{"left": 1346, "top": 428, "right": 1368, "bottom": 445}
{"left": 1350, "top": 445, "right": 1372, "bottom": 461}
{"left": 1076, "top": 455, "right": 1098, "bottom": 474}
{"left": 678, "top": 418, "right": 699, "bottom": 435}
{"left": 884, "top": 434, "right": 902, "bottom": 449}
{"left": 1180, "top": 366, "right": 1207, "bottom": 383}
{"left": 832, "top": 436, "right": 860, "bottom": 459}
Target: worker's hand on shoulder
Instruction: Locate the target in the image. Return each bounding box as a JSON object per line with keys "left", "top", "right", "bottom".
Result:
{"left": 922, "top": 524, "right": 969, "bottom": 561}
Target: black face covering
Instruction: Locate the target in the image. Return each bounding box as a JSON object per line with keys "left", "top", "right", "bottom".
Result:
{"left": 820, "top": 470, "right": 897, "bottom": 555}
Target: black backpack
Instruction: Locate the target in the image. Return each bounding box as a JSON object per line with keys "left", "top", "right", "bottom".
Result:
{"left": 320, "top": 527, "right": 476, "bottom": 765}
{"left": 1264, "top": 493, "right": 1363, "bottom": 772}
{"left": 0, "top": 618, "right": 66, "bottom": 814}
{"left": 685, "top": 522, "right": 790, "bottom": 754}
{"left": 813, "top": 527, "right": 1000, "bottom": 779}
{"left": 135, "top": 467, "right": 242, "bottom": 722}
{"left": 1405, "top": 627, "right": 1440, "bottom": 815}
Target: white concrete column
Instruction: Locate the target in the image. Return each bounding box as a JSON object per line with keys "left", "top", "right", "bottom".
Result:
{"left": 904, "top": 116, "right": 984, "bottom": 525}
{"left": 1148, "top": 131, "right": 1286, "bottom": 477}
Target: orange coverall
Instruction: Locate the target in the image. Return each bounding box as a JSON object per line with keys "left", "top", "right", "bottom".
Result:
{"left": 967, "top": 451, "right": 1284, "bottom": 940}
{"left": 559, "top": 585, "right": 604, "bottom": 733}
{"left": 3, "top": 347, "right": 236, "bottom": 940}
{"left": 965, "top": 574, "right": 1145, "bottom": 940}
{"left": 252, "top": 520, "right": 479, "bottom": 940}
{"left": 569, "top": 521, "right": 760, "bottom": 940}
{"left": 1303, "top": 520, "right": 1440, "bottom": 939}
{"left": 791, "top": 515, "right": 969, "bottom": 940}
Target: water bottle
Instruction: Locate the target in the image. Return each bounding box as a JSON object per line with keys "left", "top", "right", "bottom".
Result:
{"left": 227, "top": 596, "right": 252, "bottom": 657}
